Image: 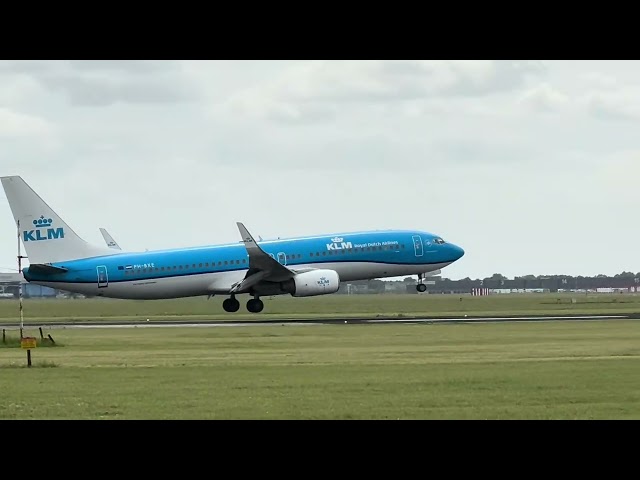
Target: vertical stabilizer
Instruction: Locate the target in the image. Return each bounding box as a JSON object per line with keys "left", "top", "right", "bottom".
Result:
{"left": 1, "top": 176, "right": 117, "bottom": 264}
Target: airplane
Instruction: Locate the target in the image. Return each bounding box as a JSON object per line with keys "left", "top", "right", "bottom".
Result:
{"left": 102, "top": 225, "right": 439, "bottom": 284}
{"left": 1, "top": 175, "right": 465, "bottom": 313}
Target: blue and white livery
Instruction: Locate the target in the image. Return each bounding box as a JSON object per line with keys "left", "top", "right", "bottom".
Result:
{"left": 1, "top": 176, "right": 465, "bottom": 313}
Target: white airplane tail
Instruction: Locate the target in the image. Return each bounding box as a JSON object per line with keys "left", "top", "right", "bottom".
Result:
{"left": 1, "top": 176, "right": 118, "bottom": 264}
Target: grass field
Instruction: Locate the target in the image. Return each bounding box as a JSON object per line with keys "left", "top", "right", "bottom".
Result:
{"left": 1, "top": 292, "right": 640, "bottom": 324}
{"left": 1, "top": 319, "right": 640, "bottom": 419}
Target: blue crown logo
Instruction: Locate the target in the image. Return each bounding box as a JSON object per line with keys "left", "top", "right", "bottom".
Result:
{"left": 331, "top": 237, "right": 343, "bottom": 243}
{"left": 33, "top": 215, "right": 53, "bottom": 228}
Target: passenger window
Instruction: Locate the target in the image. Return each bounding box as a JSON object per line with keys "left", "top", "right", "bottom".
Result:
{"left": 310, "top": 253, "right": 314, "bottom": 257}
{"left": 199, "top": 263, "right": 203, "bottom": 268}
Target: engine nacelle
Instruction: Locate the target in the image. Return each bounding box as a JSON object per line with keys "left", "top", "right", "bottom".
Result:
{"left": 286, "top": 269, "right": 340, "bottom": 297}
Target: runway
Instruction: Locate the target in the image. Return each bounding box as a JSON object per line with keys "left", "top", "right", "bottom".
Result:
{"left": 0, "top": 314, "right": 635, "bottom": 329}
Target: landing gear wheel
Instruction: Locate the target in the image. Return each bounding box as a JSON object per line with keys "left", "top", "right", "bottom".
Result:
{"left": 247, "top": 298, "right": 264, "bottom": 313}
{"left": 223, "top": 297, "right": 240, "bottom": 312}
{"left": 416, "top": 283, "right": 427, "bottom": 293}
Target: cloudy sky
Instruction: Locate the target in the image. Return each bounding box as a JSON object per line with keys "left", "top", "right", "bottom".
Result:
{"left": 1, "top": 60, "right": 638, "bottom": 280}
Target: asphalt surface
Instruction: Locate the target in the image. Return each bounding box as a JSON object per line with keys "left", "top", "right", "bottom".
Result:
{"left": 0, "top": 314, "right": 635, "bottom": 329}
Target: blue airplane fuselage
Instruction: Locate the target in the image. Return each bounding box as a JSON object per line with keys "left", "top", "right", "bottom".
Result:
{"left": 23, "top": 229, "right": 464, "bottom": 300}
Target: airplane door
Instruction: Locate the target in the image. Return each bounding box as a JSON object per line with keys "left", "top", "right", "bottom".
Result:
{"left": 412, "top": 235, "right": 424, "bottom": 257}
{"left": 277, "top": 252, "right": 287, "bottom": 265}
{"left": 97, "top": 265, "right": 109, "bottom": 288}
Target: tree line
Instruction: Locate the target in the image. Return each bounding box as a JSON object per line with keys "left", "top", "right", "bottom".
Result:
{"left": 340, "top": 272, "right": 640, "bottom": 294}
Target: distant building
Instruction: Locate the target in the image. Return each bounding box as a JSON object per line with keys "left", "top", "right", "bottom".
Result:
{"left": 0, "top": 271, "right": 58, "bottom": 298}
{"left": 471, "top": 288, "right": 490, "bottom": 296}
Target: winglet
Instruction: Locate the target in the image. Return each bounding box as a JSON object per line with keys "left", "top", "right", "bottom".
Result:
{"left": 99, "top": 227, "right": 122, "bottom": 250}
{"left": 237, "top": 222, "right": 260, "bottom": 253}
{"left": 236, "top": 222, "right": 294, "bottom": 281}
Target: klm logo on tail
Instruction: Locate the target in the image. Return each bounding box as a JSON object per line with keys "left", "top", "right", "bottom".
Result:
{"left": 326, "top": 236, "right": 352, "bottom": 251}
{"left": 23, "top": 215, "right": 64, "bottom": 242}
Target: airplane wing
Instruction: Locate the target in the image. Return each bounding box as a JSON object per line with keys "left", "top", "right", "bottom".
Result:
{"left": 99, "top": 228, "right": 122, "bottom": 250}
{"left": 230, "top": 222, "right": 296, "bottom": 293}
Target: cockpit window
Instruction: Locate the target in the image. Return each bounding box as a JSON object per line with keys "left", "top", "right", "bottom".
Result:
{"left": 434, "top": 237, "right": 446, "bottom": 245}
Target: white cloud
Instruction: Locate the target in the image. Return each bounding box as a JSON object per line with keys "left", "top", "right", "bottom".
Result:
{"left": 580, "top": 72, "right": 618, "bottom": 90}
{"left": 227, "top": 60, "right": 545, "bottom": 123}
{"left": 517, "top": 83, "right": 569, "bottom": 112}
{"left": 0, "top": 108, "right": 53, "bottom": 138}
{"left": 594, "top": 149, "right": 640, "bottom": 193}
{"left": 0, "top": 74, "right": 44, "bottom": 106}
{"left": 586, "top": 89, "right": 640, "bottom": 121}
{"left": 0, "top": 60, "right": 200, "bottom": 107}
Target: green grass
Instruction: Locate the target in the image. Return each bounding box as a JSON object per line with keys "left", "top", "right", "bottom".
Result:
{"left": 0, "top": 334, "right": 60, "bottom": 348}
{"left": 1, "top": 320, "right": 639, "bottom": 419}
{"left": 1, "top": 293, "right": 639, "bottom": 324}
{"left": 0, "top": 360, "right": 58, "bottom": 368}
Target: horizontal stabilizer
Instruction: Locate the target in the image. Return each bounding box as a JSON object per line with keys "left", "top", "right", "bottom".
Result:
{"left": 27, "top": 263, "right": 68, "bottom": 274}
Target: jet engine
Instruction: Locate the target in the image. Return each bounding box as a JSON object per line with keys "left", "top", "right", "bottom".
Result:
{"left": 252, "top": 269, "right": 340, "bottom": 297}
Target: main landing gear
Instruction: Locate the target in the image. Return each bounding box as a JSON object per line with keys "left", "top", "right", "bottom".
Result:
{"left": 246, "top": 296, "right": 264, "bottom": 313}
{"left": 222, "top": 296, "right": 240, "bottom": 312}
{"left": 416, "top": 273, "right": 427, "bottom": 293}
{"left": 222, "top": 294, "right": 264, "bottom": 313}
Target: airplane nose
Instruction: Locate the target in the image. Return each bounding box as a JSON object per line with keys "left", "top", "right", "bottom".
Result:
{"left": 450, "top": 244, "right": 465, "bottom": 261}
